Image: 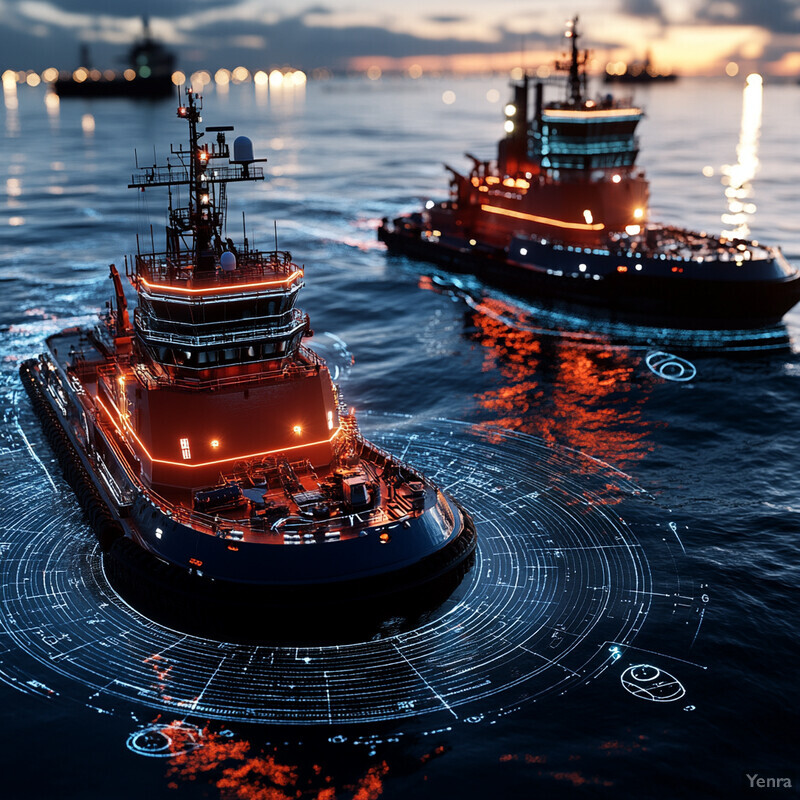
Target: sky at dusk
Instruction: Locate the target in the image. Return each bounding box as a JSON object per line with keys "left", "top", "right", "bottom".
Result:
{"left": 1, "top": 0, "right": 800, "bottom": 76}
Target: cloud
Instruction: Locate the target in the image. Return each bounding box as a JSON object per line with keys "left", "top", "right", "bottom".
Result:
{"left": 18, "top": 0, "right": 212, "bottom": 17}
{"left": 696, "top": 0, "right": 800, "bottom": 33}
{"left": 0, "top": 3, "right": 539, "bottom": 70}
{"left": 1, "top": 0, "right": 798, "bottom": 73}
{"left": 620, "top": 0, "right": 666, "bottom": 22}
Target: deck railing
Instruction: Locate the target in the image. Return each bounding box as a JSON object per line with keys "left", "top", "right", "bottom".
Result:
{"left": 131, "top": 249, "right": 299, "bottom": 289}
{"left": 128, "top": 344, "right": 325, "bottom": 390}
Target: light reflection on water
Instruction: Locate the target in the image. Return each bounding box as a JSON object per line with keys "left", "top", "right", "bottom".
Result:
{"left": 721, "top": 73, "right": 762, "bottom": 238}
{"left": 0, "top": 77, "right": 799, "bottom": 800}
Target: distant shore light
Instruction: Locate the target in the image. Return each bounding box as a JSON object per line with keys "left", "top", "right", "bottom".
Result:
{"left": 232, "top": 66, "right": 250, "bottom": 83}
{"left": 171, "top": 70, "right": 186, "bottom": 86}
{"left": 190, "top": 70, "right": 211, "bottom": 89}
{"left": 442, "top": 90, "right": 456, "bottom": 105}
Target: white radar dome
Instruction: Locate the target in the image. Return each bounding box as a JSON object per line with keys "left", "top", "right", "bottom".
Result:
{"left": 233, "top": 136, "right": 254, "bottom": 163}
{"left": 220, "top": 251, "right": 237, "bottom": 271}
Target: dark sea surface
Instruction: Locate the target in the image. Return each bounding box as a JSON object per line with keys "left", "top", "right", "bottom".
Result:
{"left": 1, "top": 76, "right": 799, "bottom": 799}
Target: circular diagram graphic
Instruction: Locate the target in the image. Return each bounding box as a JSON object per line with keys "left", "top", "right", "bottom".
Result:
{"left": 0, "top": 391, "right": 703, "bottom": 728}
{"left": 126, "top": 722, "right": 204, "bottom": 758}
{"left": 620, "top": 664, "right": 686, "bottom": 702}
{"left": 645, "top": 351, "right": 697, "bottom": 382}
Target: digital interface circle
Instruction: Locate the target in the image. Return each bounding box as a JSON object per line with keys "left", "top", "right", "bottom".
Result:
{"left": 645, "top": 351, "right": 697, "bottom": 382}
{"left": 126, "top": 722, "right": 204, "bottom": 757}
{"left": 620, "top": 664, "right": 687, "bottom": 702}
{"left": 0, "top": 388, "right": 702, "bottom": 728}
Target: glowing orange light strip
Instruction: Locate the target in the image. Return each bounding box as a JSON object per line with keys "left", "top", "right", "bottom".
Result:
{"left": 96, "top": 395, "right": 340, "bottom": 468}
{"left": 139, "top": 269, "right": 304, "bottom": 296}
{"left": 480, "top": 204, "right": 605, "bottom": 231}
{"left": 542, "top": 107, "right": 641, "bottom": 119}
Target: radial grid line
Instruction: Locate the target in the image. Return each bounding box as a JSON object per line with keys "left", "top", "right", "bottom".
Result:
{"left": 183, "top": 655, "right": 228, "bottom": 721}
{"left": 391, "top": 643, "right": 459, "bottom": 720}
{"left": 15, "top": 420, "right": 58, "bottom": 492}
{"left": 606, "top": 642, "right": 707, "bottom": 670}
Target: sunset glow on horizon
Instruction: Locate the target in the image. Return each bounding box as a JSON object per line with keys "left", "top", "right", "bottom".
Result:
{"left": 0, "top": 1, "right": 799, "bottom": 78}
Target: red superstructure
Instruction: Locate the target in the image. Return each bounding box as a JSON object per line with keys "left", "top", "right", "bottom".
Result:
{"left": 97, "top": 89, "right": 339, "bottom": 495}
{"left": 439, "top": 16, "right": 648, "bottom": 249}
{"left": 22, "top": 89, "right": 474, "bottom": 600}
{"left": 379, "top": 17, "right": 800, "bottom": 329}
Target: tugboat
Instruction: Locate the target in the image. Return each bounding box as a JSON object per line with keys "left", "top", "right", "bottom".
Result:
{"left": 20, "top": 89, "right": 474, "bottom": 629}
{"left": 379, "top": 17, "right": 800, "bottom": 329}
{"left": 54, "top": 17, "right": 175, "bottom": 100}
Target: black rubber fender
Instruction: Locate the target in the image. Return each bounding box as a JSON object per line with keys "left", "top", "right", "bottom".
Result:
{"left": 19, "top": 360, "right": 122, "bottom": 553}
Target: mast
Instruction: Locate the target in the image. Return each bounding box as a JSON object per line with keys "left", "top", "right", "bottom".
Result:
{"left": 126, "top": 88, "right": 312, "bottom": 384}
{"left": 556, "top": 16, "right": 589, "bottom": 106}
{"left": 128, "top": 87, "right": 265, "bottom": 274}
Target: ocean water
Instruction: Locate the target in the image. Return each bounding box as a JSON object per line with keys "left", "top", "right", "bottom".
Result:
{"left": 1, "top": 75, "right": 799, "bottom": 798}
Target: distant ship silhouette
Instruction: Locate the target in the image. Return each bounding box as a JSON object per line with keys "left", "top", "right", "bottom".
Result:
{"left": 54, "top": 16, "right": 175, "bottom": 99}
{"left": 604, "top": 51, "right": 678, "bottom": 84}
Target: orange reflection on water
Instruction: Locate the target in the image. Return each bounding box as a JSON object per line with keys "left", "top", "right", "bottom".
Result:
{"left": 163, "top": 724, "right": 390, "bottom": 800}
{"left": 350, "top": 762, "right": 389, "bottom": 800}
{"left": 468, "top": 297, "right": 657, "bottom": 468}
{"left": 143, "top": 654, "right": 174, "bottom": 702}
{"left": 499, "top": 751, "right": 613, "bottom": 788}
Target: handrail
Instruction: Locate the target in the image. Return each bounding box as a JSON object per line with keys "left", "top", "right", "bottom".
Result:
{"left": 129, "top": 163, "right": 264, "bottom": 188}
{"left": 134, "top": 307, "right": 307, "bottom": 347}
{"left": 126, "top": 345, "right": 325, "bottom": 390}
{"left": 133, "top": 249, "right": 299, "bottom": 288}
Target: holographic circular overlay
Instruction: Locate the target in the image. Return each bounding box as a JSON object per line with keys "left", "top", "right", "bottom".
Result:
{"left": 645, "top": 351, "right": 697, "bottom": 382}
{"left": 0, "top": 398, "right": 700, "bottom": 727}
{"left": 620, "top": 664, "right": 687, "bottom": 702}
{"left": 126, "top": 722, "right": 204, "bottom": 758}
